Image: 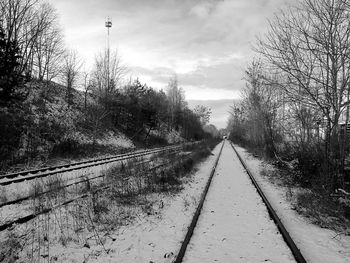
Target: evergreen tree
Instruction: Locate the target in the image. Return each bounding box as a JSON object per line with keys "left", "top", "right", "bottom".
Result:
{"left": 0, "top": 26, "right": 27, "bottom": 107}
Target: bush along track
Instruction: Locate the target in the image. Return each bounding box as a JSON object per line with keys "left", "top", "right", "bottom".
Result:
{"left": 0, "top": 139, "right": 220, "bottom": 263}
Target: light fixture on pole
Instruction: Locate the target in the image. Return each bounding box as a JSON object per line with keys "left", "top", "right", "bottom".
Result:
{"left": 105, "top": 17, "right": 112, "bottom": 94}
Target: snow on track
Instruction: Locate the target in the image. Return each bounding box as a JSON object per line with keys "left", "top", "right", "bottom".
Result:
{"left": 183, "top": 141, "right": 296, "bottom": 263}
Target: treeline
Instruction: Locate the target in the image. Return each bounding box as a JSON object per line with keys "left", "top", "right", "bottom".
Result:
{"left": 228, "top": 0, "right": 350, "bottom": 192}
{"left": 0, "top": 0, "right": 214, "bottom": 168}
{"left": 83, "top": 76, "right": 211, "bottom": 143}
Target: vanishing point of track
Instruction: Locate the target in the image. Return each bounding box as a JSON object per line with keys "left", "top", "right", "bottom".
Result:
{"left": 174, "top": 140, "right": 307, "bottom": 263}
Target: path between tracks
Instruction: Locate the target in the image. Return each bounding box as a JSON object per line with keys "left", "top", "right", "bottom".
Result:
{"left": 182, "top": 141, "right": 296, "bottom": 263}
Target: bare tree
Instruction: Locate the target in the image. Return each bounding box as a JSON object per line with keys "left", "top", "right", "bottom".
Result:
{"left": 91, "top": 49, "right": 126, "bottom": 105}
{"left": 61, "top": 50, "right": 82, "bottom": 106}
{"left": 193, "top": 105, "right": 211, "bottom": 126}
{"left": 0, "top": 0, "right": 60, "bottom": 77}
{"left": 81, "top": 70, "right": 92, "bottom": 110}
{"left": 257, "top": 0, "right": 350, "bottom": 189}
{"left": 166, "top": 75, "right": 186, "bottom": 130}
{"left": 32, "top": 3, "right": 64, "bottom": 82}
{"left": 244, "top": 61, "right": 282, "bottom": 156}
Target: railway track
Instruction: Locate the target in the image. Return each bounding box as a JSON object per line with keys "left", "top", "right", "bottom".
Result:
{"left": 0, "top": 151, "right": 192, "bottom": 209}
{"left": 0, "top": 143, "right": 196, "bottom": 232}
{"left": 174, "top": 140, "right": 307, "bottom": 263}
{"left": 0, "top": 160, "right": 178, "bottom": 232}
{"left": 0, "top": 142, "right": 198, "bottom": 186}
{"left": 0, "top": 146, "right": 174, "bottom": 179}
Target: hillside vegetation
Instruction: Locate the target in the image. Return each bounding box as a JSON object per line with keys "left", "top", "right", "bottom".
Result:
{"left": 0, "top": 0, "right": 216, "bottom": 171}
{"left": 0, "top": 76, "right": 215, "bottom": 171}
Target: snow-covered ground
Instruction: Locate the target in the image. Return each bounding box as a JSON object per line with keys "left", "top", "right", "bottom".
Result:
{"left": 46, "top": 142, "right": 223, "bottom": 262}
{"left": 0, "top": 149, "right": 176, "bottom": 228}
{"left": 7, "top": 141, "right": 349, "bottom": 262}
{"left": 95, "top": 131, "right": 134, "bottom": 149}
{"left": 183, "top": 141, "right": 295, "bottom": 263}
{"left": 234, "top": 144, "right": 350, "bottom": 263}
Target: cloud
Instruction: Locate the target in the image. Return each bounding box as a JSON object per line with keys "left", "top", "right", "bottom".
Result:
{"left": 51, "top": 0, "right": 290, "bottom": 68}
{"left": 189, "top": 1, "right": 217, "bottom": 18}
{"left": 129, "top": 54, "right": 244, "bottom": 99}
{"left": 178, "top": 58, "right": 243, "bottom": 89}
{"left": 49, "top": 0, "right": 290, "bottom": 124}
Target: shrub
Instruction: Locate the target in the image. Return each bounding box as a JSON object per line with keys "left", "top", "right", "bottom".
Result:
{"left": 0, "top": 232, "right": 22, "bottom": 263}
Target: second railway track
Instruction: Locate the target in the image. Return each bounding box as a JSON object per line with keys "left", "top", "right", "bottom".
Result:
{"left": 174, "top": 140, "right": 307, "bottom": 263}
{"left": 0, "top": 145, "right": 178, "bottom": 179}
{"left": 0, "top": 142, "right": 198, "bottom": 185}
{"left": 0, "top": 143, "right": 197, "bottom": 232}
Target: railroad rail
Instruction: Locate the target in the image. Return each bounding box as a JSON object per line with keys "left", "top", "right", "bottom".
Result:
{"left": 174, "top": 140, "right": 307, "bottom": 263}
{"left": 0, "top": 146, "right": 168, "bottom": 179}
{"left": 0, "top": 142, "right": 198, "bottom": 186}
{"left": 174, "top": 140, "right": 225, "bottom": 263}
{"left": 0, "top": 151, "right": 192, "bottom": 209}
{"left": 229, "top": 141, "right": 307, "bottom": 263}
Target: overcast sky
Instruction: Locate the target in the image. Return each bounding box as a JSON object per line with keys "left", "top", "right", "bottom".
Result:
{"left": 49, "top": 0, "right": 289, "bottom": 128}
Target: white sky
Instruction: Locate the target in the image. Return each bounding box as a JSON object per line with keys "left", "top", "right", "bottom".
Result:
{"left": 48, "top": 0, "right": 289, "bottom": 128}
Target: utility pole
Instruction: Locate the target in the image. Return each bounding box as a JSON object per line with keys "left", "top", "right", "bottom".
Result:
{"left": 105, "top": 17, "right": 112, "bottom": 96}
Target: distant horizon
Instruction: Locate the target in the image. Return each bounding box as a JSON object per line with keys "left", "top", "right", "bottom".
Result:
{"left": 188, "top": 98, "right": 240, "bottom": 129}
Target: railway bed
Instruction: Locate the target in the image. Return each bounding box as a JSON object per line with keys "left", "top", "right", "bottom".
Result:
{"left": 174, "top": 140, "right": 307, "bottom": 263}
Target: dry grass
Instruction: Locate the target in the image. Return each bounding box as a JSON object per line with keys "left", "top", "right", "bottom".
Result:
{"left": 0, "top": 188, "right": 8, "bottom": 203}
{"left": 260, "top": 164, "right": 350, "bottom": 234}
{"left": 296, "top": 191, "right": 350, "bottom": 233}
{"left": 0, "top": 232, "right": 22, "bottom": 263}
{"left": 0, "top": 140, "right": 219, "bottom": 262}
